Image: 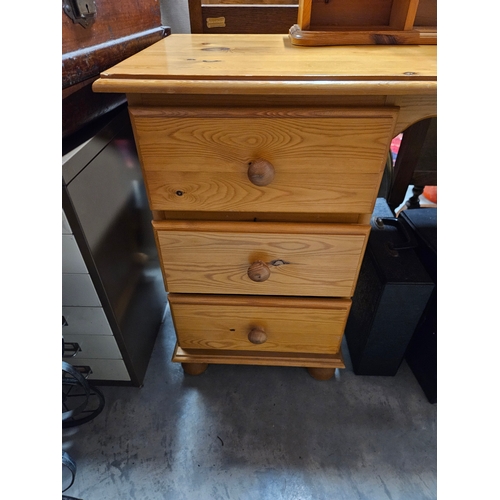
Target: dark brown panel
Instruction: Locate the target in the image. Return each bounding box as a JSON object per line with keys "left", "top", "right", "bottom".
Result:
{"left": 62, "top": 78, "right": 126, "bottom": 138}
{"left": 414, "top": 0, "right": 437, "bottom": 26}
{"left": 63, "top": 26, "right": 170, "bottom": 89}
{"left": 62, "top": 0, "right": 170, "bottom": 136}
{"left": 199, "top": 6, "right": 299, "bottom": 34}
{"left": 310, "top": 0, "right": 393, "bottom": 27}
{"left": 62, "top": 0, "right": 162, "bottom": 54}
{"left": 188, "top": 0, "right": 204, "bottom": 33}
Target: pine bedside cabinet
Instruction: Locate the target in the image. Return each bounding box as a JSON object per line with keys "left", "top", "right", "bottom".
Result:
{"left": 93, "top": 34, "right": 437, "bottom": 380}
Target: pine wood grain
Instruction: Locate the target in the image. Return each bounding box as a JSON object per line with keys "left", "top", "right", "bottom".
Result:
{"left": 386, "top": 94, "right": 437, "bottom": 135}
{"left": 169, "top": 294, "right": 351, "bottom": 354}
{"left": 93, "top": 34, "right": 437, "bottom": 85}
{"left": 90, "top": 33, "right": 436, "bottom": 375}
{"left": 96, "top": 78, "right": 437, "bottom": 98}
{"left": 288, "top": 25, "right": 424, "bottom": 46}
{"left": 126, "top": 94, "right": 388, "bottom": 108}
{"left": 130, "top": 109, "right": 396, "bottom": 214}
{"left": 292, "top": 0, "right": 436, "bottom": 46}
{"left": 153, "top": 220, "right": 369, "bottom": 297}
{"left": 389, "top": 0, "right": 419, "bottom": 30}
{"left": 172, "top": 343, "right": 346, "bottom": 369}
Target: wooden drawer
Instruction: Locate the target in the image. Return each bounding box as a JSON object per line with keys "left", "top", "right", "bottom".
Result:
{"left": 130, "top": 107, "right": 397, "bottom": 214}
{"left": 154, "top": 220, "right": 370, "bottom": 297}
{"left": 169, "top": 294, "right": 351, "bottom": 355}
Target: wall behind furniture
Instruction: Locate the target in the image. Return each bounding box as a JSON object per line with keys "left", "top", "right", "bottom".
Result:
{"left": 160, "top": 0, "right": 191, "bottom": 33}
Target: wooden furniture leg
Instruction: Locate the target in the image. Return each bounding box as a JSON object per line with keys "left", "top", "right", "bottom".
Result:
{"left": 307, "top": 367, "right": 336, "bottom": 381}
{"left": 181, "top": 363, "right": 209, "bottom": 376}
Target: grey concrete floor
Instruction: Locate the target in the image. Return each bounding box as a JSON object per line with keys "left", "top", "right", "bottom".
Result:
{"left": 62, "top": 304, "right": 437, "bottom": 500}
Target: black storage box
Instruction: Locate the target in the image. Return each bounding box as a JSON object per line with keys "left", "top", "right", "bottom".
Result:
{"left": 344, "top": 199, "right": 435, "bottom": 378}
{"left": 400, "top": 207, "right": 437, "bottom": 404}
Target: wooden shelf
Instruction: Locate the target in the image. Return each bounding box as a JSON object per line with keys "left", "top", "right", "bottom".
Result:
{"left": 290, "top": 0, "right": 436, "bottom": 46}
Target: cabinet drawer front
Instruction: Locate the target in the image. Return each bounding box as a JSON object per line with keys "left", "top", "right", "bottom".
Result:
{"left": 62, "top": 235, "right": 88, "bottom": 274}
{"left": 62, "top": 307, "right": 113, "bottom": 336}
{"left": 65, "top": 358, "right": 130, "bottom": 381}
{"left": 63, "top": 334, "right": 122, "bottom": 360}
{"left": 130, "top": 107, "right": 397, "bottom": 214}
{"left": 62, "top": 209, "right": 72, "bottom": 235}
{"left": 62, "top": 274, "right": 102, "bottom": 307}
{"left": 154, "top": 220, "right": 369, "bottom": 297}
{"left": 169, "top": 294, "right": 351, "bottom": 355}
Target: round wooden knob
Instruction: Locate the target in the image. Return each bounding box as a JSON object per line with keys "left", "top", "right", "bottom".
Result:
{"left": 247, "top": 261, "right": 270, "bottom": 282}
{"left": 247, "top": 159, "right": 275, "bottom": 186}
{"left": 248, "top": 327, "right": 267, "bottom": 345}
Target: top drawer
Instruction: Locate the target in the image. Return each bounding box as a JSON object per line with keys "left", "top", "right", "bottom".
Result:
{"left": 130, "top": 107, "right": 397, "bottom": 215}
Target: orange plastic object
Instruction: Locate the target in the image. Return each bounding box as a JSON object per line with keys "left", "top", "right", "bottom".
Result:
{"left": 423, "top": 186, "right": 437, "bottom": 204}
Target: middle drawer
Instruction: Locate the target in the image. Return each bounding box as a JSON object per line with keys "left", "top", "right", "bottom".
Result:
{"left": 153, "top": 220, "right": 369, "bottom": 297}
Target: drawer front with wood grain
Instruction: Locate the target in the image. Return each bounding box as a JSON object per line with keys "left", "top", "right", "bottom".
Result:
{"left": 169, "top": 294, "right": 351, "bottom": 355}
{"left": 154, "top": 220, "right": 370, "bottom": 297}
{"left": 130, "top": 107, "right": 397, "bottom": 214}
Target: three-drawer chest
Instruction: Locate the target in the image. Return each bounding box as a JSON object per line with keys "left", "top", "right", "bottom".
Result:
{"left": 94, "top": 34, "right": 437, "bottom": 380}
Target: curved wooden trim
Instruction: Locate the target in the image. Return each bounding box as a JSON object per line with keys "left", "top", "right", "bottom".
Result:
{"left": 289, "top": 24, "right": 427, "bottom": 46}
{"left": 168, "top": 294, "right": 352, "bottom": 310}
{"left": 152, "top": 219, "right": 371, "bottom": 236}
{"left": 172, "top": 343, "right": 346, "bottom": 369}
{"left": 93, "top": 78, "right": 437, "bottom": 96}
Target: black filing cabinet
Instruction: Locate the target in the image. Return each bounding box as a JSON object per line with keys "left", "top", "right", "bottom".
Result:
{"left": 400, "top": 207, "right": 437, "bottom": 403}
{"left": 345, "top": 199, "right": 435, "bottom": 380}
{"left": 62, "top": 107, "right": 166, "bottom": 386}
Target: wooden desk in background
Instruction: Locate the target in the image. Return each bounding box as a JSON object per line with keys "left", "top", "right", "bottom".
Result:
{"left": 93, "top": 34, "right": 437, "bottom": 380}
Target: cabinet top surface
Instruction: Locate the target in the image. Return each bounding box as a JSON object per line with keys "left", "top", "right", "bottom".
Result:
{"left": 93, "top": 34, "right": 436, "bottom": 96}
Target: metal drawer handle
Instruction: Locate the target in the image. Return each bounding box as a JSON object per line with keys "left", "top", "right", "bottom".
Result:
{"left": 63, "top": 342, "right": 82, "bottom": 358}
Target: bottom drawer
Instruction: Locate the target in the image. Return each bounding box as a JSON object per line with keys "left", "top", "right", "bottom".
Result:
{"left": 63, "top": 334, "right": 122, "bottom": 360}
{"left": 169, "top": 294, "right": 351, "bottom": 355}
{"left": 65, "top": 358, "right": 131, "bottom": 382}
{"left": 172, "top": 343, "right": 345, "bottom": 370}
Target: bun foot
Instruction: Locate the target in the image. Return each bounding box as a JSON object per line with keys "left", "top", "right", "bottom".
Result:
{"left": 307, "top": 367, "right": 336, "bottom": 381}
{"left": 181, "top": 362, "right": 209, "bottom": 376}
